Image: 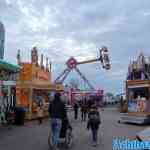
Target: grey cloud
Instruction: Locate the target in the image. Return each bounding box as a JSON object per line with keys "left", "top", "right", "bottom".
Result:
{"left": 1, "top": 0, "right": 150, "bottom": 93}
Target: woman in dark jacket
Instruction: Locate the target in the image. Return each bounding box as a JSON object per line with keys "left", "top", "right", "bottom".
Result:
{"left": 87, "top": 105, "right": 101, "bottom": 146}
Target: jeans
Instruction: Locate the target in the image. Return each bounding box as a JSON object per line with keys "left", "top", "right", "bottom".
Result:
{"left": 92, "top": 129, "right": 98, "bottom": 143}
{"left": 50, "top": 118, "right": 62, "bottom": 147}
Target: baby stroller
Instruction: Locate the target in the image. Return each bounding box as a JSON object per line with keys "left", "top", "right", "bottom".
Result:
{"left": 48, "top": 118, "right": 73, "bottom": 149}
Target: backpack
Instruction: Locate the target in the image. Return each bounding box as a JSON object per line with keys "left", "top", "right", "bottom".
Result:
{"left": 89, "top": 112, "right": 101, "bottom": 124}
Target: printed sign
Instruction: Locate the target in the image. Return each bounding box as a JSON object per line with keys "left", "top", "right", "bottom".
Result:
{"left": 128, "top": 100, "right": 137, "bottom": 112}
{"left": 128, "top": 100, "right": 146, "bottom": 112}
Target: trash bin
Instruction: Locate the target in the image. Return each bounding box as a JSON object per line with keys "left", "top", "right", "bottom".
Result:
{"left": 14, "top": 107, "right": 26, "bottom": 125}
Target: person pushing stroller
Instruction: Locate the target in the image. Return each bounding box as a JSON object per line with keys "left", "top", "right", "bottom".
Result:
{"left": 48, "top": 93, "right": 67, "bottom": 150}
{"left": 87, "top": 105, "right": 101, "bottom": 146}
{"left": 48, "top": 93, "right": 73, "bottom": 150}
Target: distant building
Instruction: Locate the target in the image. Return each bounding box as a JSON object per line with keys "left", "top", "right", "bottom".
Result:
{"left": 103, "top": 93, "right": 114, "bottom": 104}
{"left": 0, "top": 21, "right": 5, "bottom": 59}
{"left": 103, "top": 93, "right": 123, "bottom": 104}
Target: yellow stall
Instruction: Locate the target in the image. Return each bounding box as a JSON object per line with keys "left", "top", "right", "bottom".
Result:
{"left": 16, "top": 47, "right": 63, "bottom": 119}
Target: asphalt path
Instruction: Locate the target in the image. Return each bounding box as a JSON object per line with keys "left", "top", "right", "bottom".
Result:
{"left": 0, "top": 107, "right": 148, "bottom": 150}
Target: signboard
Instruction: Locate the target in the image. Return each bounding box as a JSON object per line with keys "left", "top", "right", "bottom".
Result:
{"left": 3, "top": 81, "right": 16, "bottom": 86}
{"left": 20, "top": 64, "right": 32, "bottom": 81}
{"left": 16, "top": 88, "right": 29, "bottom": 107}
{"left": 36, "top": 69, "right": 49, "bottom": 81}
{"left": 20, "top": 64, "right": 50, "bottom": 81}
{"left": 128, "top": 100, "right": 146, "bottom": 112}
{"left": 137, "top": 100, "right": 146, "bottom": 112}
{"left": 32, "top": 65, "right": 49, "bottom": 81}
{"left": 128, "top": 100, "right": 137, "bottom": 112}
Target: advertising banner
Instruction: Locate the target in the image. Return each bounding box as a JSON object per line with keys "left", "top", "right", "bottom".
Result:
{"left": 137, "top": 100, "right": 146, "bottom": 112}
{"left": 128, "top": 100, "right": 146, "bottom": 112}
{"left": 128, "top": 100, "right": 137, "bottom": 112}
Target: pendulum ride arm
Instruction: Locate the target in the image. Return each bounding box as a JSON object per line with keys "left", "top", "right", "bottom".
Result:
{"left": 55, "top": 68, "right": 71, "bottom": 84}
{"left": 77, "top": 58, "right": 101, "bottom": 65}
{"left": 54, "top": 46, "right": 111, "bottom": 86}
{"left": 59, "top": 69, "right": 71, "bottom": 84}
{"left": 76, "top": 47, "right": 111, "bottom": 70}
{"left": 75, "top": 67, "right": 95, "bottom": 90}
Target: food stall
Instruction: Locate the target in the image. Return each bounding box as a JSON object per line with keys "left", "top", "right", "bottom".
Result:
{"left": 16, "top": 47, "right": 63, "bottom": 120}
{"left": 120, "top": 53, "right": 150, "bottom": 124}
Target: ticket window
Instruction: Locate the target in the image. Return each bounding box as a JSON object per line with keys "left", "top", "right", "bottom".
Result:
{"left": 128, "top": 87, "right": 149, "bottom": 100}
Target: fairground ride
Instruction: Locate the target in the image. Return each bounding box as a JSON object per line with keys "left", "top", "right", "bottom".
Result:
{"left": 55, "top": 46, "right": 111, "bottom": 90}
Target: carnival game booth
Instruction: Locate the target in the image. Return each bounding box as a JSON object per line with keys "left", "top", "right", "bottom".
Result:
{"left": 120, "top": 53, "right": 150, "bottom": 124}
{"left": 0, "top": 59, "right": 19, "bottom": 112}
{"left": 16, "top": 47, "right": 63, "bottom": 120}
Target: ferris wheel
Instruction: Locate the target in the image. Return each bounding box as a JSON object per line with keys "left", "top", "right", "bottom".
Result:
{"left": 54, "top": 46, "right": 111, "bottom": 90}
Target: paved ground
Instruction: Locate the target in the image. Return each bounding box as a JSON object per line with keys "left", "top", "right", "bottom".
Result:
{"left": 0, "top": 107, "right": 149, "bottom": 150}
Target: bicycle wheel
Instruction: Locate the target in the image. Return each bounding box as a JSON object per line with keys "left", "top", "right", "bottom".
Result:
{"left": 65, "top": 129, "right": 73, "bottom": 148}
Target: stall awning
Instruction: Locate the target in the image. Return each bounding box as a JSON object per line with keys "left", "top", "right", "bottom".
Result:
{"left": 16, "top": 80, "right": 63, "bottom": 91}
{"left": 0, "top": 59, "right": 20, "bottom": 73}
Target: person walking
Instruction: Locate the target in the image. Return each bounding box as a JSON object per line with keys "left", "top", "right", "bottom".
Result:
{"left": 87, "top": 105, "right": 101, "bottom": 146}
{"left": 81, "top": 102, "right": 88, "bottom": 121}
{"left": 0, "top": 107, "right": 5, "bottom": 125}
{"left": 48, "top": 93, "right": 67, "bottom": 150}
{"left": 73, "top": 102, "right": 79, "bottom": 120}
{"left": 37, "top": 105, "right": 44, "bottom": 125}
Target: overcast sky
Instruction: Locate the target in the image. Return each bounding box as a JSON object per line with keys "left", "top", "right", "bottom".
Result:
{"left": 1, "top": 0, "right": 150, "bottom": 94}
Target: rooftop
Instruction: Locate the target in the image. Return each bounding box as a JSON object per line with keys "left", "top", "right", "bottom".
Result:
{"left": 0, "top": 59, "right": 20, "bottom": 73}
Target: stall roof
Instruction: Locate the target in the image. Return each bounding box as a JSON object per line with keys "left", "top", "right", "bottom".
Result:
{"left": 0, "top": 59, "right": 20, "bottom": 73}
